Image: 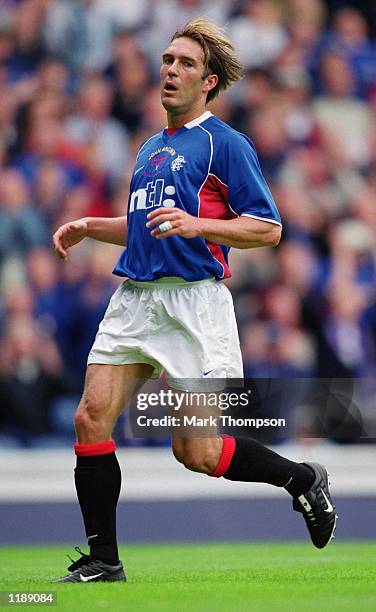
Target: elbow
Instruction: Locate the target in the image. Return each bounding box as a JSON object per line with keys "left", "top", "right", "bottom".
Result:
{"left": 236, "top": 222, "right": 282, "bottom": 249}
{"left": 266, "top": 224, "right": 282, "bottom": 247}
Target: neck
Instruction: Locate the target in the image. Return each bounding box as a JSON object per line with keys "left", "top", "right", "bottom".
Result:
{"left": 167, "top": 106, "right": 208, "bottom": 129}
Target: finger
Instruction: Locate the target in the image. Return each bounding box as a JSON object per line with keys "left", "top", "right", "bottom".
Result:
{"left": 52, "top": 234, "right": 67, "bottom": 259}
{"left": 151, "top": 227, "right": 181, "bottom": 239}
{"left": 146, "top": 215, "right": 174, "bottom": 228}
{"left": 54, "top": 246, "right": 67, "bottom": 261}
{"left": 53, "top": 225, "right": 76, "bottom": 253}
{"left": 52, "top": 237, "right": 63, "bottom": 254}
{"left": 146, "top": 213, "right": 180, "bottom": 228}
{"left": 147, "top": 207, "right": 177, "bottom": 221}
{"left": 150, "top": 220, "right": 177, "bottom": 235}
{"left": 147, "top": 207, "right": 180, "bottom": 222}
{"left": 54, "top": 242, "right": 67, "bottom": 259}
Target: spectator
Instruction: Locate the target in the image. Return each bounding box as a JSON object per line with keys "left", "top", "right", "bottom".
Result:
{"left": 0, "top": 168, "right": 49, "bottom": 261}
{"left": 96, "top": 0, "right": 151, "bottom": 32}
{"left": 229, "top": 68, "right": 277, "bottom": 133}
{"left": 0, "top": 316, "right": 68, "bottom": 437}
{"left": 111, "top": 48, "right": 151, "bottom": 135}
{"left": 229, "top": 0, "right": 289, "bottom": 69}
{"left": 242, "top": 321, "right": 274, "bottom": 377}
{"left": 312, "top": 52, "right": 373, "bottom": 166}
{"left": 65, "top": 242, "right": 120, "bottom": 379}
{"left": 320, "top": 7, "right": 376, "bottom": 95}
{"left": 276, "top": 65, "right": 315, "bottom": 146}
{"left": 287, "top": 0, "right": 327, "bottom": 54}
{"left": 0, "top": 87, "right": 18, "bottom": 158}
{"left": 322, "top": 280, "right": 375, "bottom": 377}
{"left": 64, "top": 74, "right": 131, "bottom": 185}
{"left": 248, "top": 102, "right": 290, "bottom": 182}
{"left": 276, "top": 240, "right": 320, "bottom": 297}
{"left": 13, "top": 111, "right": 85, "bottom": 190}
{"left": 143, "top": 0, "right": 229, "bottom": 77}
{"left": 43, "top": 0, "right": 113, "bottom": 73}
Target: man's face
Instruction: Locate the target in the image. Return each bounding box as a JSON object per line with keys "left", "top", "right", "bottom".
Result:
{"left": 160, "top": 36, "right": 215, "bottom": 115}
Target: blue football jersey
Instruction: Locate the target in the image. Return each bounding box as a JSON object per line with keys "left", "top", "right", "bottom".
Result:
{"left": 113, "top": 111, "right": 281, "bottom": 282}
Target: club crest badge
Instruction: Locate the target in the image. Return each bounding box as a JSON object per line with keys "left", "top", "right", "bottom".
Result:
{"left": 171, "top": 155, "right": 186, "bottom": 172}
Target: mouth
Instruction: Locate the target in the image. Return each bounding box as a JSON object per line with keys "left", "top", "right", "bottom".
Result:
{"left": 163, "top": 81, "right": 179, "bottom": 94}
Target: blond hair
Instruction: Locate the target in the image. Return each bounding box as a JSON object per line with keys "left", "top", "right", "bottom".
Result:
{"left": 171, "top": 18, "right": 243, "bottom": 103}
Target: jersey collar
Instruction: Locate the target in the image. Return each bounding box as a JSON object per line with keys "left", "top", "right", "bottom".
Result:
{"left": 163, "top": 111, "right": 213, "bottom": 141}
{"left": 184, "top": 110, "right": 213, "bottom": 129}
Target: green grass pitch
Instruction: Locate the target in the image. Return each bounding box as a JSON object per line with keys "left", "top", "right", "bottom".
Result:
{"left": 0, "top": 542, "right": 376, "bottom": 611}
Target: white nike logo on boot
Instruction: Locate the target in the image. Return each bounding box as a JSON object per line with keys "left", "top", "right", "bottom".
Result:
{"left": 322, "top": 490, "right": 333, "bottom": 513}
{"left": 80, "top": 572, "right": 104, "bottom": 582}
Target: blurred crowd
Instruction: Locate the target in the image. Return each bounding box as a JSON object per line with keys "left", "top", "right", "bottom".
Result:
{"left": 0, "top": 0, "right": 375, "bottom": 445}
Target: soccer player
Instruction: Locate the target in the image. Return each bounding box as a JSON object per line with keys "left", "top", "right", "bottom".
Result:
{"left": 53, "top": 19, "right": 337, "bottom": 583}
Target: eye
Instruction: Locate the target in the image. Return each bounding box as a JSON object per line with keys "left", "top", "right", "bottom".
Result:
{"left": 183, "top": 61, "right": 193, "bottom": 68}
{"left": 164, "top": 56, "right": 173, "bottom": 64}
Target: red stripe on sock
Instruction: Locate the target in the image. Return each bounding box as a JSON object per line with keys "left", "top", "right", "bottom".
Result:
{"left": 210, "top": 435, "right": 236, "bottom": 478}
{"left": 74, "top": 440, "right": 116, "bottom": 456}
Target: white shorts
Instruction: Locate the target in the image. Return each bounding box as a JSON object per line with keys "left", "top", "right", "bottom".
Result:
{"left": 88, "top": 277, "right": 243, "bottom": 390}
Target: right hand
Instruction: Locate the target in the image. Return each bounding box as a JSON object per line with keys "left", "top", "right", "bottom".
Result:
{"left": 52, "top": 219, "right": 88, "bottom": 261}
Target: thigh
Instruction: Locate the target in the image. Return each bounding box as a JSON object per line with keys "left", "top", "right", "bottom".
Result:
{"left": 87, "top": 283, "right": 163, "bottom": 377}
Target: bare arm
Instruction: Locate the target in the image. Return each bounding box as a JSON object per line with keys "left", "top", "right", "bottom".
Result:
{"left": 53, "top": 216, "right": 127, "bottom": 261}
{"left": 195, "top": 216, "right": 281, "bottom": 249}
{"left": 84, "top": 216, "right": 127, "bottom": 245}
{"left": 146, "top": 208, "right": 281, "bottom": 248}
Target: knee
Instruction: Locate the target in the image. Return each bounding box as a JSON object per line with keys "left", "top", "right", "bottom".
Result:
{"left": 172, "top": 443, "right": 219, "bottom": 474}
{"left": 172, "top": 444, "right": 185, "bottom": 465}
{"left": 74, "top": 396, "right": 104, "bottom": 437}
{"left": 182, "top": 453, "right": 210, "bottom": 473}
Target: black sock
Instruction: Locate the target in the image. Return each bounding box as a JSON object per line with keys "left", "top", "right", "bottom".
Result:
{"left": 75, "top": 452, "right": 121, "bottom": 565}
{"left": 223, "top": 436, "right": 314, "bottom": 497}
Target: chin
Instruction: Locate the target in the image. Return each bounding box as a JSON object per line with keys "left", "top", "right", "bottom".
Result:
{"left": 161, "top": 96, "right": 178, "bottom": 109}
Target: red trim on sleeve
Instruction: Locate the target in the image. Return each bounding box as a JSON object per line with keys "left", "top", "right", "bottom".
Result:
{"left": 210, "top": 435, "right": 236, "bottom": 477}
{"left": 74, "top": 440, "right": 116, "bottom": 456}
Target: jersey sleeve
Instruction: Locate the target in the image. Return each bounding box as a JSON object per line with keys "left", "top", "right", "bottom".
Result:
{"left": 211, "top": 131, "right": 282, "bottom": 226}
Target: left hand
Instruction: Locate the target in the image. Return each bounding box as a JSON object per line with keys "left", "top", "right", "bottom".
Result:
{"left": 146, "top": 207, "right": 202, "bottom": 239}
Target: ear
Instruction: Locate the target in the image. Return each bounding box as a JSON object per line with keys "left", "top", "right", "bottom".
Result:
{"left": 202, "top": 73, "right": 218, "bottom": 94}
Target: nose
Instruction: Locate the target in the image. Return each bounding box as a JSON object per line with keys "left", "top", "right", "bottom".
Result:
{"left": 168, "top": 60, "right": 178, "bottom": 77}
